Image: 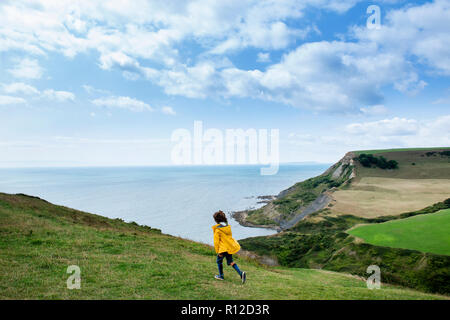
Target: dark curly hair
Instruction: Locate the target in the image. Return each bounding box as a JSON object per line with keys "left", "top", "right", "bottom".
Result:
{"left": 213, "top": 210, "right": 228, "bottom": 224}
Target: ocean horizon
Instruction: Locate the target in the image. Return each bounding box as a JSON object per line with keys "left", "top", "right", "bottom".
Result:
{"left": 0, "top": 164, "right": 330, "bottom": 244}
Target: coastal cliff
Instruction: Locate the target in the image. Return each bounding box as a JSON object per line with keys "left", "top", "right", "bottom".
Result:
{"left": 232, "top": 152, "right": 356, "bottom": 230}
{"left": 237, "top": 148, "right": 450, "bottom": 295}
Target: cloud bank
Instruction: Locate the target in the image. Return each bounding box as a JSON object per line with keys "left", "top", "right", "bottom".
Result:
{"left": 1, "top": 1, "right": 448, "bottom": 111}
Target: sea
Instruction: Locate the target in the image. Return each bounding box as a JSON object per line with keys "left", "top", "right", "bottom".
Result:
{"left": 0, "top": 164, "right": 329, "bottom": 245}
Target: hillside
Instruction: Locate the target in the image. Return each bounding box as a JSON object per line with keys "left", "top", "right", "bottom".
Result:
{"left": 236, "top": 148, "right": 450, "bottom": 295}
{"left": 235, "top": 148, "right": 450, "bottom": 227}
{"left": 348, "top": 209, "right": 450, "bottom": 256}
{"left": 0, "top": 193, "right": 445, "bottom": 300}
{"left": 240, "top": 198, "right": 450, "bottom": 295}
{"left": 331, "top": 148, "right": 450, "bottom": 217}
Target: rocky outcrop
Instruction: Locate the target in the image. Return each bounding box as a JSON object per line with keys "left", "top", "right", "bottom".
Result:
{"left": 324, "top": 151, "right": 356, "bottom": 181}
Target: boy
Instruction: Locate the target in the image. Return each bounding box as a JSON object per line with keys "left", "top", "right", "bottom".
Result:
{"left": 212, "top": 210, "right": 246, "bottom": 284}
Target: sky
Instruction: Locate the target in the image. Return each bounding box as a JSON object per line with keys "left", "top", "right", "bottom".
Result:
{"left": 0, "top": 0, "right": 449, "bottom": 167}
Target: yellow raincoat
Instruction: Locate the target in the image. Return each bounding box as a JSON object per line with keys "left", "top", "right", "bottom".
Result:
{"left": 212, "top": 223, "right": 241, "bottom": 254}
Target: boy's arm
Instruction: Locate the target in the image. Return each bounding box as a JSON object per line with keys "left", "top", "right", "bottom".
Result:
{"left": 213, "top": 229, "right": 220, "bottom": 253}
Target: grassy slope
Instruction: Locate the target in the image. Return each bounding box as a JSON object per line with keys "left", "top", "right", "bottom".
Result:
{"left": 348, "top": 209, "right": 450, "bottom": 255}
{"left": 354, "top": 147, "right": 450, "bottom": 155}
{"left": 240, "top": 148, "right": 450, "bottom": 295}
{"left": 246, "top": 148, "right": 450, "bottom": 225}
{"left": 240, "top": 201, "right": 450, "bottom": 295}
{"left": 0, "top": 193, "right": 444, "bottom": 300}
{"left": 352, "top": 149, "right": 450, "bottom": 180}
{"left": 330, "top": 149, "right": 450, "bottom": 218}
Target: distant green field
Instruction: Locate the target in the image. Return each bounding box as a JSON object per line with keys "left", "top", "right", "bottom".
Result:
{"left": 354, "top": 147, "right": 450, "bottom": 155}
{"left": 348, "top": 209, "right": 450, "bottom": 256}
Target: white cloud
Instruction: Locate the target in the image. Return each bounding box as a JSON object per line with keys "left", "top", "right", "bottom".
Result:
{"left": 153, "top": 61, "right": 219, "bottom": 98}
{"left": 351, "top": 0, "right": 450, "bottom": 75}
{"left": 287, "top": 115, "right": 450, "bottom": 161}
{"left": 8, "top": 58, "right": 43, "bottom": 79}
{"left": 145, "top": 1, "right": 448, "bottom": 110}
{"left": 419, "top": 114, "right": 450, "bottom": 140}
{"left": 221, "top": 67, "right": 263, "bottom": 98}
{"left": 152, "top": 40, "right": 419, "bottom": 112}
{"left": 98, "top": 51, "right": 140, "bottom": 70}
{"left": 359, "top": 105, "right": 389, "bottom": 116}
{"left": 346, "top": 117, "right": 420, "bottom": 136}
{"left": 82, "top": 84, "right": 110, "bottom": 95}
{"left": 161, "top": 106, "right": 176, "bottom": 115}
{"left": 91, "top": 96, "right": 153, "bottom": 112}
{"left": 257, "top": 52, "right": 271, "bottom": 63}
{"left": 135, "top": 38, "right": 430, "bottom": 111}
{"left": 2, "top": 82, "right": 40, "bottom": 95}
{"left": 1, "top": 1, "right": 449, "bottom": 113}
{"left": 1, "top": 83, "right": 76, "bottom": 103}
{"left": 42, "top": 89, "right": 75, "bottom": 102}
{"left": 0, "top": 95, "right": 27, "bottom": 105}
{"left": 0, "top": 0, "right": 362, "bottom": 65}
{"left": 257, "top": 41, "right": 426, "bottom": 110}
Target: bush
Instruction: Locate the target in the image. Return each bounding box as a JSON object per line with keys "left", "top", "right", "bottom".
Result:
{"left": 356, "top": 154, "right": 398, "bottom": 169}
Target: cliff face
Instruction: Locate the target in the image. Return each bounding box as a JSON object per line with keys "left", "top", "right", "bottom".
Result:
{"left": 326, "top": 152, "right": 356, "bottom": 180}
{"left": 238, "top": 147, "right": 450, "bottom": 229}
{"left": 236, "top": 152, "right": 357, "bottom": 230}
{"left": 278, "top": 152, "right": 355, "bottom": 199}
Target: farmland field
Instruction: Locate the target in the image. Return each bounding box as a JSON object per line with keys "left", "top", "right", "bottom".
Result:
{"left": 330, "top": 177, "right": 450, "bottom": 218}
{"left": 348, "top": 209, "right": 450, "bottom": 256}
{"left": 330, "top": 149, "right": 450, "bottom": 218}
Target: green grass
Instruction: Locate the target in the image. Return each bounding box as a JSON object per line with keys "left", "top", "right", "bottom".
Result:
{"left": 0, "top": 193, "right": 445, "bottom": 300}
{"left": 353, "top": 147, "right": 450, "bottom": 155}
{"left": 241, "top": 201, "right": 450, "bottom": 295}
{"left": 246, "top": 208, "right": 275, "bottom": 225}
{"left": 348, "top": 209, "right": 450, "bottom": 255}
{"left": 353, "top": 148, "right": 450, "bottom": 179}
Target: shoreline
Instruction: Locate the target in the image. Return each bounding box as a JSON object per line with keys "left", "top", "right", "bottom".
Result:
{"left": 231, "top": 209, "right": 282, "bottom": 233}
{"left": 232, "top": 191, "right": 333, "bottom": 232}
{"left": 231, "top": 194, "right": 281, "bottom": 232}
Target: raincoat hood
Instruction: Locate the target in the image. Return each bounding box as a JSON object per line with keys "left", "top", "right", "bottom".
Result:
{"left": 212, "top": 223, "right": 232, "bottom": 235}
{"left": 212, "top": 223, "right": 241, "bottom": 254}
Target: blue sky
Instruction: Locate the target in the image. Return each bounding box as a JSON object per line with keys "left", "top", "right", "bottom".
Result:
{"left": 0, "top": 0, "right": 449, "bottom": 166}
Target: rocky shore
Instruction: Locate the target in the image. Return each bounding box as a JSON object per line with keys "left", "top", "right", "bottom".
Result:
{"left": 231, "top": 208, "right": 281, "bottom": 232}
